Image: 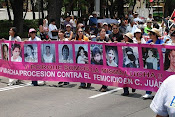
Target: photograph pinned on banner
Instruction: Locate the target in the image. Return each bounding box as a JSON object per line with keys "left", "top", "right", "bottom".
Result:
{"left": 2, "top": 43, "right": 9, "bottom": 61}
{"left": 41, "top": 44, "right": 55, "bottom": 63}
{"left": 11, "top": 43, "right": 22, "bottom": 62}
{"left": 75, "top": 44, "right": 88, "bottom": 64}
{"left": 142, "top": 47, "right": 160, "bottom": 70}
{"left": 105, "top": 45, "right": 118, "bottom": 67}
{"left": 90, "top": 44, "right": 103, "bottom": 65}
{"left": 58, "top": 44, "right": 73, "bottom": 63}
{"left": 122, "top": 46, "right": 139, "bottom": 68}
{"left": 164, "top": 49, "right": 175, "bottom": 72}
{"left": 24, "top": 44, "right": 38, "bottom": 63}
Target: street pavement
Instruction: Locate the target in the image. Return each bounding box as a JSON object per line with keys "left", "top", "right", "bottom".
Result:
{"left": 0, "top": 76, "right": 156, "bottom": 117}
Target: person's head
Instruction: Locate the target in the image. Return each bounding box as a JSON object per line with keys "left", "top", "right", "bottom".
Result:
{"left": 133, "top": 12, "right": 138, "bottom": 18}
{"left": 85, "top": 26, "right": 90, "bottom": 34}
{"left": 112, "top": 24, "right": 119, "bottom": 34}
{"left": 50, "top": 19, "right": 56, "bottom": 25}
{"left": 148, "top": 28, "right": 161, "bottom": 39}
{"left": 134, "top": 28, "right": 142, "bottom": 39}
{"left": 58, "top": 29, "right": 65, "bottom": 39}
{"left": 92, "top": 11, "right": 97, "bottom": 18}
{"left": 153, "top": 22, "right": 160, "bottom": 29}
{"left": 169, "top": 25, "right": 175, "bottom": 35}
{"left": 125, "top": 47, "right": 135, "bottom": 61}
{"left": 29, "top": 28, "right": 36, "bottom": 39}
{"left": 107, "top": 48, "right": 115, "bottom": 61}
{"left": 103, "top": 22, "right": 108, "bottom": 31}
{"left": 2, "top": 44, "right": 8, "bottom": 60}
{"left": 78, "top": 46, "right": 85, "bottom": 57}
{"left": 9, "top": 27, "right": 18, "bottom": 37}
{"left": 62, "top": 45, "right": 69, "bottom": 60}
{"left": 77, "top": 28, "right": 84, "bottom": 37}
{"left": 171, "top": 30, "right": 175, "bottom": 41}
{"left": 92, "top": 46, "right": 102, "bottom": 63}
{"left": 130, "top": 19, "right": 135, "bottom": 26}
{"left": 148, "top": 14, "right": 152, "bottom": 18}
{"left": 124, "top": 33, "right": 133, "bottom": 42}
{"left": 39, "top": 19, "right": 43, "bottom": 26}
{"left": 99, "top": 28, "right": 106, "bottom": 39}
{"left": 66, "top": 24, "right": 72, "bottom": 31}
{"left": 26, "top": 45, "right": 34, "bottom": 56}
{"left": 148, "top": 49, "right": 154, "bottom": 57}
{"left": 46, "top": 46, "right": 50, "bottom": 54}
{"left": 65, "top": 16, "right": 71, "bottom": 21}
{"left": 43, "top": 19, "right": 47, "bottom": 25}
{"left": 146, "top": 20, "right": 152, "bottom": 28}
{"left": 164, "top": 49, "right": 175, "bottom": 70}
{"left": 12, "top": 44, "right": 21, "bottom": 58}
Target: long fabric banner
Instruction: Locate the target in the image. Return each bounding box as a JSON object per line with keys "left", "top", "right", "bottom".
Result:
{"left": 0, "top": 40, "right": 175, "bottom": 92}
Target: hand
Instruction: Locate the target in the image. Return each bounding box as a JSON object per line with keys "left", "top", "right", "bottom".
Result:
{"left": 126, "top": 42, "right": 129, "bottom": 44}
{"left": 149, "top": 42, "right": 154, "bottom": 45}
{"left": 137, "top": 41, "right": 141, "bottom": 44}
{"left": 24, "top": 40, "right": 28, "bottom": 42}
{"left": 114, "top": 41, "right": 118, "bottom": 43}
{"left": 48, "top": 39, "right": 51, "bottom": 41}
{"left": 162, "top": 43, "right": 166, "bottom": 46}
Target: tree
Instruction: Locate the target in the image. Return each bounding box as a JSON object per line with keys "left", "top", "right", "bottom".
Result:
{"left": 9, "top": 0, "right": 24, "bottom": 34}
{"left": 48, "top": 0, "right": 62, "bottom": 28}
{"left": 5, "top": 0, "right": 11, "bottom": 21}
{"left": 164, "top": 0, "right": 175, "bottom": 17}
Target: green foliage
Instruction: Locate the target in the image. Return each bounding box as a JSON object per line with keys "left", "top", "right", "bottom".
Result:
{"left": 0, "top": 20, "right": 39, "bottom": 39}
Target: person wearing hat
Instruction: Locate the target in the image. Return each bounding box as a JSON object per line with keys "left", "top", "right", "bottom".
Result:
{"left": 144, "top": 20, "right": 152, "bottom": 35}
{"left": 142, "top": 28, "right": 164, "bottom": 99}
{"left": 64, "top": 16, "right": 72, "bottom": 29}
{"left": 65, "top": 24, "right": 73, "bottom": 40}
{"left": 103, "top": 22, "right": 112, "bottom": 37}
{"left": 133, "top": 28, "right": 146, "bottom": 43}
{"left": 122, "top": 32, "right": 133, "bottom": 43}
{"left": 89, "top": 11, "right": 97, "bottom": 26}
{"left": 163, "top": 24, "right": 175, "bottom": 44}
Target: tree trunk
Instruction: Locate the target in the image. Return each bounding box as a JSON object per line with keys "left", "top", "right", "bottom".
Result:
{"left": 48, "top": 0, "right": 62, "bottom": 28}
{"left": 31, "top": 0, "right": 35, "bottom": 19}
{"left": 164, "top": 0, "right": 175, "bottom": 17}
{"left": 24, "top": 0, "right": 29, "bottom": 19}
{"left": 5, "top": 0, "right": 11, "bottom": 21}
{"left": 9, "top": 0, "right": 24, "bottom": 35}
{"left": 41, "top": 0, "right": 44, "bottom": 19}
{"left": 117, "top": 0, "right": 124, "bottom": 18}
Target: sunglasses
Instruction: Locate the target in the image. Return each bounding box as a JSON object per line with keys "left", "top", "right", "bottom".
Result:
{"left": 149, "top": 33, "right": 155, "bottom": 36}
{"left": 78, "top": 31, "right": 83, "bottom": 33}
{"left": 113, "top": 28, "right": 118, "bottom": 29}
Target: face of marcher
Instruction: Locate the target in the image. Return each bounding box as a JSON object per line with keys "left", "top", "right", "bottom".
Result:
{"left": 94, "top": 53, "right": 101, "bottom": 63}
{"left": 124, "top": 35, "right": 129, "bottom": 42}
{"left": 108, "top": 49, "right": 115, "bottom": 61}
{"left": 135, "top": 32, "right": 141, "bottom": 39}
{"left": 100, "top": 29, "right": 106, "bottom": 38}
{"left": 58, "top": 31, "right": 64, "bottom": 38}
{"left": 78, "top": 29, "right": 83, "bottom": 37}
{"left": 62, "top": 47, "right": 69, "bottom": 60}
{"left": 12, "top": 47, "right": 20, "bottom": 58}
{"left": 170, "top": 27, "right": 175, "bottom": 34}
{"left": 9, "top": 28, "right": 15, "bottom": 37}
{"left": 112, "top": 25, "right": 119, "bottom": 34}
{"left": 29, "top": 32, "right": 36, "bottom": 39}
{"left": 169, "top": 50, "right": 175, "bottom": 68}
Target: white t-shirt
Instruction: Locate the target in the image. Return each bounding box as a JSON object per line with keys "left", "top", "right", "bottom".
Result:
{"left": 11, "top": 56, "right": 22, "bottom": 62}
{"left": 133, "top": 38, "right": 146, "bottom": 44}
{"left": 77, "top": 56, "right": 86, "bottom": 64}
{"left": 28, "top": 36, "right": 41, "bottom": 41}
{"left": 9, "top": 36, "right": 21, "bottom": 41}
{"left": 48, "top": 24, "right": 58, "bottom": 40}
{"left": 150, "top": 75, "right": 175, "bottom": 117}
{"left": 43, "top": 54, "right": 53, "bottom": 63}
{"left": 70, "top": 19, "right": 76, "bottom": 27}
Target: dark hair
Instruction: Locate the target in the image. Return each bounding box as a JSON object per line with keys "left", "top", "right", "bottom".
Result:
{"left": 170, "top": 24, "right": 175, "bottom": 30}
{"left": 164, "top": 49, "right": 175, "bottom": 70}
{"left": 76, "top": 28, "right": 84, "bottom": 40}
{"left": 146, "top": 48, "right": 157, "bottom": 58}
{"left": 25, "top": 45, "right": 34, "bottom": 57}
{"left": 76, "top": 46, "right": 85, "bottom": 63}
{"left": 39, "top": 19, "right": 43, "bottom": 26}
{"left": 107, "top": 48, "right": 115, "bottom": 60}
{"left": 50, "top": 19, "right": 55, "bottom": 23}
{"left": 10, "top": 27, "right": 18, "bottom": 37}
{"left": 46, "top": 46, "right": 50, "bottom": 49}
{"left": 134, "top": 31, "right": 142, "bottom": 39}
{"left": 92, "top": 46, "right": 101, "bottom": 57}
{"left": 12, "top": 44, "right": 21, "bottom": 51}
{"left": 112, "top": 24, "right": 119, "bottom": 28}
{"left": 59, "top": 29, "right": 65, "bottom": 34}
{"left": 98, "top": 28, "right": 106, "bottom": 33}
{"left": 153, "top": 23, "right": 160, "bottom": 29}
{"left": 2, "top": 44, "right": 8, "bottom": 60}
{"left": 62, "top": 45, "right": 69, "bottom": 55}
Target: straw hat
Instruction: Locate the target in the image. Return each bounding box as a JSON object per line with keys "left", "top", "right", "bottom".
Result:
{"left": 148, "top": 28, "right": 161, "bottom": 37}
{"left": 124, "top": 33, "right": 133, "bottom": 39}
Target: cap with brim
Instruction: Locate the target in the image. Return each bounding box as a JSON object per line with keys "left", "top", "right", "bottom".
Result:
{"left": 147, "top": 20, "right": 152, "bottom": 23}
{"left": 103, "top": 22, "right": 108, "bottom": 26}
{"left": 92, "top": 11, "right": 97, "bottom": 15}
{"left": 134, "top": 12, "right": 138, "bottom": 15}
{"left": 66, "top": 24, "right": 71, "bottom": 27}
{"left": 29, "top": 28, "right": 36, "bottom": 33}
{"left": 134, "top": 28, "right": 141, "bottom": 33}
{"left": 147, "top": 28, "right": 161, "bottom": 37}
{"left": 124, "top": 33, "right": 133, "bottom": 39}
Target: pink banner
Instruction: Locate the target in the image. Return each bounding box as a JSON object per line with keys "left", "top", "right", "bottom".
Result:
{"left": 0, "top": 40, "right": 175, "bottom": 92}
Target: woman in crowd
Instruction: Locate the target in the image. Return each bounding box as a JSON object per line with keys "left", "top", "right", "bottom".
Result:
{"left": 39, "top": 19, "right": 49, "bottom": 40}
{"left": 75, "top": 28, "right": 89, "bottom": 41}
{"left": 9, "top": 27, "right": 21, "bottom": 41}
{"left": 65, "top": 24, "right": 73, "bottom": 40}
{"left": 142, "top": 28, "right": 164, "bottom": 99}
{"left": 133, "top": 28, "right": 146, "bottom": 44}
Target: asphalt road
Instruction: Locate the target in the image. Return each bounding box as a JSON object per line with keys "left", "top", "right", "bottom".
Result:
{"left": 0, "top": 76, "right": 156, "bottom": 117}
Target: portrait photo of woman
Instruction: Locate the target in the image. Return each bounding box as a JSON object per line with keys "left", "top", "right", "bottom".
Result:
{"left": 75, "top": 45, "right": 88, "bottom": 64}
{"left": 123, "top": 46, "right": 139, "bottom": 68}
{"left": 11, "top": 44, "right": 22, "bottom": 62}
{"left": 91, "top": 45, "right": 103, "bottom": 65}
{"left": 59, "top": 44, "right": 73, "bottom": 63}
{"left": 105, "top": 46, "right": 118, "bottom": 67}
{"left": 164, "top": 49, "right": 175, "bottom": 72}
{"left": 24, "top": 44, "right": 38, "bottom": 63}
{"left": 142, "top": 48, "right": 159, "bottom": 70}
{"left": 2, "top": 43, "right": 9, "bottom": 61}
{"left": 0, "top": 44, "right": 2, "bottom": 59}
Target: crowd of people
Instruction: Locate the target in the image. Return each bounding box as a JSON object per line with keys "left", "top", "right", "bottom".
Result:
{"left": 2, "top": 11, "right": 175, "bottom": 102}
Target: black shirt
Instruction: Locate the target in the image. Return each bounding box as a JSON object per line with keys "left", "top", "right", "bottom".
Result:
{"left": 109, "top": 32, "right": 123, "bottom": 42}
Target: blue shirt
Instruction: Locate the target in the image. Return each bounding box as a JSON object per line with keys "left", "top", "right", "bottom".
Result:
{"left": 146, "top": 38, "right": 164, "bottom": 44}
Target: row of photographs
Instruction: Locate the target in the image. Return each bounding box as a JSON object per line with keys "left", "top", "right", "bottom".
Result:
{"left": 0, "top": 43, "right": 174, "bottom": 72}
